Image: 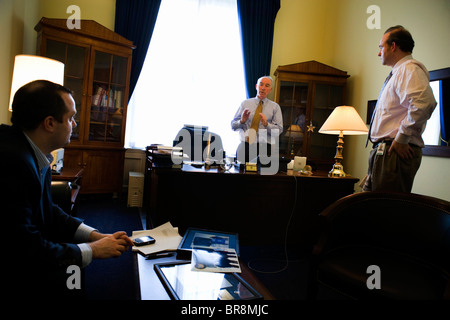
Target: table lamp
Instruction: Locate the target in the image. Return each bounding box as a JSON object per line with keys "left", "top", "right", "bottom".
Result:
{"left": 319, "top": 106, "right": 368, "bottom": 177}
{"left": 286, "top": 124, "right": 303, "bottom": 155}
{"left": 9, "top": 55, "right": 65, "bottom": 111}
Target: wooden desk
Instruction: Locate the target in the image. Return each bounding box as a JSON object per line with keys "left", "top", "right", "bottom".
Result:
{"left": 144, "top": 164, "right": 359, "bottom": 248}
{"left": 136, "top": 253, "right": 275, "bottom": 300}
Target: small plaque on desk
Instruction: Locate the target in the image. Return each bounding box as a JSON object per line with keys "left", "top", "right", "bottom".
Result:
{"left": 245, "top": 162, "right": 258, "bottom": 172}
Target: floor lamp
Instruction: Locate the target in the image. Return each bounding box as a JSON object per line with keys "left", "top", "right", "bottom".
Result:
{"left": 9, "top": 55, "right": 65, "bottom": 111}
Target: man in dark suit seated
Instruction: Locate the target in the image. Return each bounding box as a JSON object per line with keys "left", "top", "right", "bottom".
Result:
{"left": 0, "top": 80, "right": 133, "bottom": 299}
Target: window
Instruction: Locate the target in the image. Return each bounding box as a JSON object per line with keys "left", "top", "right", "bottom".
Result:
{"left": 125, "top": 0, "right": 246, "bottom": 156}
{"left": 422, "top": 80, "right": 441, "bottom": 145}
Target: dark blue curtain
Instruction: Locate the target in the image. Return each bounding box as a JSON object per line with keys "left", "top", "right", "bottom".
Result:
{"left": 439, "top": 79, "right": 449, "bottom": 146}
{"left": 114, "top": 0, "right": 162, "bottom": 99}
{"left": 237, "top": 0, "right": 280, "bottom": 98}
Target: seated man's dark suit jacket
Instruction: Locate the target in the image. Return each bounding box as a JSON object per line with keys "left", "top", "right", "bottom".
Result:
{"left": 0, "top": 124, "right": 84, "bottom": 299}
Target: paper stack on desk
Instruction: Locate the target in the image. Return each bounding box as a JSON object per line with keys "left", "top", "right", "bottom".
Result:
{"left": 131, "top": 222, "right": 183, "bottom": 256}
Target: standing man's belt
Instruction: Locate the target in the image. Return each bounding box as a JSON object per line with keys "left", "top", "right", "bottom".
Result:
{"left": 372, "top": 139, "right": 393, "bottom": 149}
{"left": 372, "top": 139, "right": 419, "bottom": 149}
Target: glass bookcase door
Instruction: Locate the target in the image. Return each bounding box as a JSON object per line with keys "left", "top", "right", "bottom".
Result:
{"left": 278, "top": 81, "right": 308, "bottom": 156}
{"left": 45, "top": 39, "right": 87, "bottom": 142}
{"left": 89, "top": 50, "right": 127, "bottom": 143}
{"left": 309, "top": 83, "right": 345, "bottom": 161}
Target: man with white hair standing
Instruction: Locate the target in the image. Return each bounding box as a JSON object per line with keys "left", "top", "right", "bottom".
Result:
{"left": 231, "top": 76, "right": 283, "bottom": 169}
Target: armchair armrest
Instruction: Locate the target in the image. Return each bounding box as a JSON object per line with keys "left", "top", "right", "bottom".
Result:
{"left": 51, "top": 181, "right": 73, "bottom": 214}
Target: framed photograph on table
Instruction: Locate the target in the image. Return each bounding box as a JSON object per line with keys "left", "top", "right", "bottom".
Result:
{"left": 154, "top": 261, "right": 262, "bottom": 300}
{"left": 178, "top": 228, "right": 240, "bottom": 256}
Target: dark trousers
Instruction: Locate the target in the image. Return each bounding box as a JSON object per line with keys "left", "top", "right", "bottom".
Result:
{"left": 363, "top": 142, "right": 422, "bottom": 193}
{"left": 236, "top": 141, "right": 272, "bottom": 164}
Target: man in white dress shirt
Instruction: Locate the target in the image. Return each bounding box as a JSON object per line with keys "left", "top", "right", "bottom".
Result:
{"left": 363, "top": 25, "right": 436, "bottom": 192}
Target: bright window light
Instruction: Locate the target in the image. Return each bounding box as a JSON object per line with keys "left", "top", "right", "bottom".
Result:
{"left": 422, "top": 80, "right": 441, "bottom": 146}
{"left": 125, "top": 0, "right": 246, "bottom": 156}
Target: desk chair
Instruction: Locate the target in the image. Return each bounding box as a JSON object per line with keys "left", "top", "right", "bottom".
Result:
{"left": 173, "top": 125, "right": 224, "bottom": 163}
{"left": 51, "top": 181, "right": 73, "bottom": 215}
{"left": 307, "top": 191, "right": 450, "bottom": 300}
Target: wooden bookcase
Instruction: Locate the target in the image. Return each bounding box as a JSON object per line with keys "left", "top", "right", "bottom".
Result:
{"left": 274, "top": 61, "right": 349, "bottom": 170}
{"left": 35, "top": 17, "right": 135, "bottom": 194}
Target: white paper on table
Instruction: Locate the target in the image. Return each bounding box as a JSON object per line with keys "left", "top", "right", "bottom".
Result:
{"left": 131, "top": 221, "right": 183, "bottom": 255}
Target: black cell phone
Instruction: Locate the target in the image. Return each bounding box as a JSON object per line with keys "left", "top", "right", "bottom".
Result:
{"left": 133, "top": 236, "right": 156, "bottom": 246}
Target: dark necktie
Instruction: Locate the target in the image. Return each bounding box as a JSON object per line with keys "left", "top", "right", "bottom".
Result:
{"left": 366, "top": 71, "right": 393, "bottom": 147}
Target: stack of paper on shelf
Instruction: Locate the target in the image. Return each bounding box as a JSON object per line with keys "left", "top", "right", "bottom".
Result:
{"left": 131, "top": 222, "right": 183, "bottom": 256}
{"left": 147, "top": 144, "right": 183, "bottom": 168}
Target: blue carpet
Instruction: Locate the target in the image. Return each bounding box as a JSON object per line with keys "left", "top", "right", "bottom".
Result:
{"left": 77, "top": 195, "right": 143, "bottom": 300}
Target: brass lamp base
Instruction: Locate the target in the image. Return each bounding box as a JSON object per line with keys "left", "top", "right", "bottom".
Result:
{"left": 328, "top": 161, "right": 346, "bottom": 177}
{"left": 328, "top": 131, "right": 346, "bottom": 178}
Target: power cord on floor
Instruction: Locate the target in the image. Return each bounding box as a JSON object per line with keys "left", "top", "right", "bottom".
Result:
{"left": 246, "top": 175, "right": 298, "bottom": 274}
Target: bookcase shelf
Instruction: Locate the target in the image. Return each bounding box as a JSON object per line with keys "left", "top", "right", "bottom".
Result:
{"left": 35, "top": 17, "right": 134, "bottom": 194}
{"left": 274, "top": 61, "right": 349, "bottom": 171}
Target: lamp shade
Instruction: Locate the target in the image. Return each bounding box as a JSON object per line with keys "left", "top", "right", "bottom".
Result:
{"left": 287, "top": 124, "right": 303, "bottom": 138}
{"left": 9, "top": 55, "right": 65, "bottom": 111}
{"left": 319, "top": 106, "right": 368, "bottom": 135}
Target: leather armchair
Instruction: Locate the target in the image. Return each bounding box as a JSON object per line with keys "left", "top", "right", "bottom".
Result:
{"left": 308, "top": 191, "right": 450, "bottom": 300}
{"left": 51, "top": 181, "right": 73, "bottom": 215}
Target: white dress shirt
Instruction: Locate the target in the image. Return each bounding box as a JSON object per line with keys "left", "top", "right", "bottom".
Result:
{"left": 370, "top": 55, "right": 437, "bottom": 147}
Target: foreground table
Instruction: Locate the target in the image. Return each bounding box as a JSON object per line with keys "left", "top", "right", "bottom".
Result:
{"left": 135, "top": 252, "right": 275, "bottom": 300}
